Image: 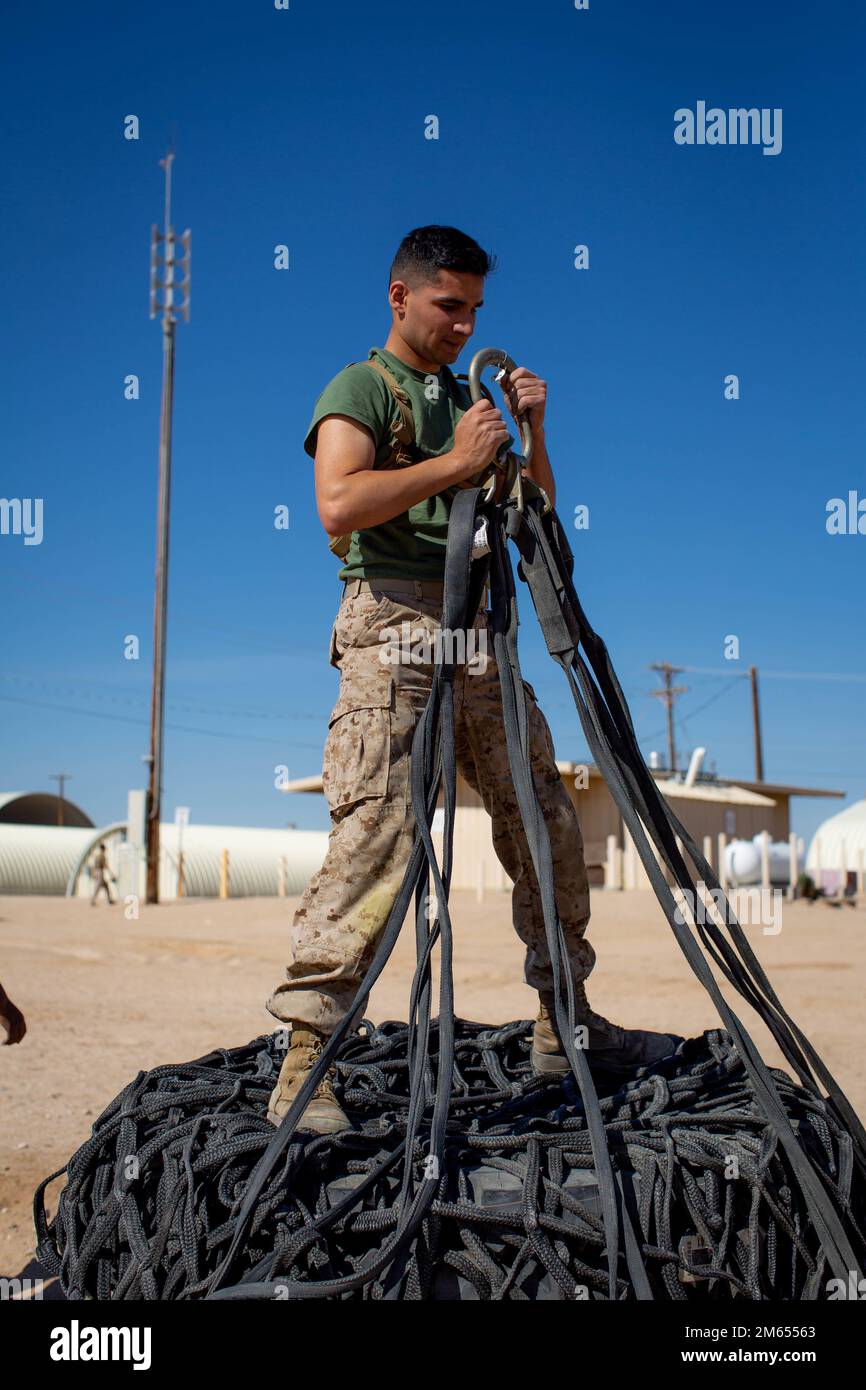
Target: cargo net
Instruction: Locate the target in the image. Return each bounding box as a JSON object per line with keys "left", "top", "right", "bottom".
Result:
{"left": 35, "top": 1018, "right": 864, "bottom": 1301}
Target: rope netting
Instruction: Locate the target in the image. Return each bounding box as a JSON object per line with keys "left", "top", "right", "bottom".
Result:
{"left": 34, "top": 1018, "right": 863, "bottom": 1300}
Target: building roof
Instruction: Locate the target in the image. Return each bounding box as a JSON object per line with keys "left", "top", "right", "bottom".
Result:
{"left": 649, "top": 779, "right": 775, "bottom": 807}
{"left": 720, "top": 778, "right": 844, "bottom": 800}
{"left": 280, "top": 766, "right": 775, "bottom": 806}
{"left": 0, "top": 791, "right": 94, "bottom": 827}
{"left": 551, "top": 765, "right": 843, "bottom": 800}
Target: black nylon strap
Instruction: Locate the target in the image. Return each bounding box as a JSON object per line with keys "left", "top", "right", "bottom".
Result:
{"left": 207, "top": 490, "right": 484, "bottom": 1298}
{"left": 206, "top": 485, "right": 864, "bottom": 1299}
{"left": 512, "top": 496, "right": 865, "bottom": 1281}
{"left": 485, "top": 503, "right": 652, "bottom": 1299}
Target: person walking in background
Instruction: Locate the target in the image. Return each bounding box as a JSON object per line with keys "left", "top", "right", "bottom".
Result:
{"left": 89, "top": 842, "right": 115, "bottom": 906}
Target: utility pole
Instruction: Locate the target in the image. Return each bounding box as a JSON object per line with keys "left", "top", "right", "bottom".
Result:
{"left": 49, "top": 772, "right": 71, "bottom": 826}
{"left": 648, "top": 663, "right": 688, "bottom": 774}
{"left": 749, "top": 665, "right": 764, "bottom": 782}
{"left": 145, "top": 149, "right": 191, "bottom": 904}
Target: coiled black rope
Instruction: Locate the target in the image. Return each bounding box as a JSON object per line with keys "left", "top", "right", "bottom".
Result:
{"left": 33, "top": 1021, "right": 863, "bottom": 1300}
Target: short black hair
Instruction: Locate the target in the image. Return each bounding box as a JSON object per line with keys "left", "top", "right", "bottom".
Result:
{"left": 389, "top": 225, "right": 497, "bottom": 288}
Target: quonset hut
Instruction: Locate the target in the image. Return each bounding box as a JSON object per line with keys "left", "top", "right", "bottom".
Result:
{"left": 0, "top": 789, "right": 328, "bottom": 900}
{"left": 806, "top": 797, "right": 866, "bottom": 894}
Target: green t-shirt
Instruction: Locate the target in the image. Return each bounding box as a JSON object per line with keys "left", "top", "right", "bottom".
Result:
{"left": 303, "top": 345, "right": 474, "bottom": 581}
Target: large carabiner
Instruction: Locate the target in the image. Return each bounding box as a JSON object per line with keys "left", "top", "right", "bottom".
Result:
{"left": 467, "top": 348, "right": 536, "bottom": 510}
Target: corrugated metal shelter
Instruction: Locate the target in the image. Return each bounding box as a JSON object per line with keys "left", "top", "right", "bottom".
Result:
{"left": 0, "top": 823, "right": 329, "bottom": 899}
{"left": 0, "top": 791, "right": 93, "bottom": 827}
{"left": 122, "top": 824, "right": 331, "bottom": 900}
{"left": 806, "top": 798, "right": 866, "bottom": 891}
{"left": 0, "top": 825, "right": 96, "bottom": 894}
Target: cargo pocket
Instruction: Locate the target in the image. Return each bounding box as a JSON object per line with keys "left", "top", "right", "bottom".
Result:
{"left": 328, "top": 619, "right": 341, "bottom": 669}
{"left": 322, "top": 673, "right": 394, "bottom": 814}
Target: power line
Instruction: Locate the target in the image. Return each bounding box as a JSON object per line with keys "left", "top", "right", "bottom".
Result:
{"left": 0, "top": 672, "right": 325, "bottom": 724}
{"left": 8, "top": 574, "right": 328, "bottom": 658}
{"left": 680, "top": 665, "right": 866, "bottom": 684}
{"left": 0, "top": 692, "right": 323, "bottom": 749}
{"left": 671, "top": 674, "right": 743, "bottom": 734}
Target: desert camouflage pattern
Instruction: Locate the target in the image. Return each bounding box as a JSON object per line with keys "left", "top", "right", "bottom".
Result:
{"left": 266, "top": 581, "right": 595, "bottom": 1034}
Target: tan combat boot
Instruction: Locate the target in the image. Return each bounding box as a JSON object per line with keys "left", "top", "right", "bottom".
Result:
{"left": 531, "top": 982, "right": 679, "bottom": 1076}
{"left": 267, "top": 1025, "right": 351, "bottom": 1133}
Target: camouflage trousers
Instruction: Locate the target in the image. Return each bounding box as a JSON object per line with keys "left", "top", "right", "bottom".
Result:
{"left": 266, "top": 578, "right": 595, "bottom": 1035}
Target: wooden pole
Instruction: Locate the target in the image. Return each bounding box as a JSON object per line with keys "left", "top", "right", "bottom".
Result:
{"left": 649, "top": 663, "right": 687, "bottom": 774}
{"left": 625, "top": 830, "right": 638, "bottom": 890}
{"left": 220, "top": 848, "right": 230, "bottom": 900}
{"left": 145, "top": 151, "right": 190, "bottom": 904}
{"left": 788, "top": 831, "right": 798, "bottom": 899}
{"left": 749, "top": 666, "right": 764, "bottom": 782}
{"left": 605, "top": 834, "right": 618, "bottom": 889}
{"left": 145, "top": 310, "right": 175, "bottom": 903}
{"left": 50, "top": 772, "right": 71, "bottom": 827}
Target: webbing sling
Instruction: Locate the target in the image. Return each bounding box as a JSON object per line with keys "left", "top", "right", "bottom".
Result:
{"left": 507, "top": 497, "right": 866, "bottom": 1278}
{"left": 206, "top": 414, "right": 866, "bottom": 1301}
{"left": 206, "top": 489, "right": 488, "bottom": 1298}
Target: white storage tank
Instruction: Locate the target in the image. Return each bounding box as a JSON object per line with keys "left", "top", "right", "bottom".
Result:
{"left": 724, "top": 835, "right": 796, "bottom": 887}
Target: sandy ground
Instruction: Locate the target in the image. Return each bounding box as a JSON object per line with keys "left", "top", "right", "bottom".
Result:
{"left": 1, "top": 888, "right": 864, "bottom": 1280}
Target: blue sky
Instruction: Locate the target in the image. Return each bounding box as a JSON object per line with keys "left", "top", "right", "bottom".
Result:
{"left": 2, "top": 0, "right": 864, "bottom": 846}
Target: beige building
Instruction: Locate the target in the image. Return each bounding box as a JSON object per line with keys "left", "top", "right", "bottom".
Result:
{"left": 282, "top": 761, "right": 843, "bottom": 894}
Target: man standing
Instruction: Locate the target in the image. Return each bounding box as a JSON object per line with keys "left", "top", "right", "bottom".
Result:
{"left": 266, "top": 226, "right": 678, "bottom": 1131}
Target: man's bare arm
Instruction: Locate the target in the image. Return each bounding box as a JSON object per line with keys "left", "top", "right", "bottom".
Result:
{"left": 497, "top": 365, "right": 556, "bottom": 509}
{"left": 524, "top": 427, "right": 556, "bottom": 509}
{"left": 314, "top": 404, "right": 511, "bottom": 537}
